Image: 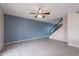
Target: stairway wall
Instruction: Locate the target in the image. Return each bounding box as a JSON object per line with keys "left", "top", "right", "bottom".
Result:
{"left": 49, "top": 16, "right": 67, "bottom": 42}
{"left": 49, "top": 26, "right": 65, "bottom": 42}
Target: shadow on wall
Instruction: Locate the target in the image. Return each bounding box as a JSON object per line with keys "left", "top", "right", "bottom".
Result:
{"left": 4, "top": 14, "right": 54, "bottom": 43}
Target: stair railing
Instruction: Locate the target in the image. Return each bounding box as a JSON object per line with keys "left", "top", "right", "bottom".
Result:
{"left": 49, "top": 18, "right": 63, "bottom": 35}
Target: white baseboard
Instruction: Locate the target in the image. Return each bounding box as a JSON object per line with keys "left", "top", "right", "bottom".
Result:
{"left": 4, "top": 35, "right": 48, "bottom": 45}
{"left": 49, "top": 38, "right": 67, "bottom": 43}
{"left": 0, "top": 45, "right": 3, "bottom": 51}
{"left": 68, "top": 41, "right": 79, "bottom": 48}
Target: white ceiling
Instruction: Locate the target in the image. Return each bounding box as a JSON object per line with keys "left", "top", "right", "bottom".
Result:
{"left": 0, "top": 3, "right": 79, "bottom": 24}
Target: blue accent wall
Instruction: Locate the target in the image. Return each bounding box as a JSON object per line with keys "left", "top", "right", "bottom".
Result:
{"left": 4, "top": 14, "right": 54, "bottom": 43}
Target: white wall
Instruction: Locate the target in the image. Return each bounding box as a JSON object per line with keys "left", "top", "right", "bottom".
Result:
{"left": 0, "top": 8, "right": 4, "bottom": 50}
{"left": 49, "top": 15, "right": 67, "bottom": 42}
{"left": 67, "top": 13, "right": 79, "bottom": 48}
{"left": 49, "top": 26, "right": 65, "bottom": 42}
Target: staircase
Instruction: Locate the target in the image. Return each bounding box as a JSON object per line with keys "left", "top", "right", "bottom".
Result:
{"left": 49, "top": 18, "right": 63, "bottom": 35}
{"left": 49, "top": 18, "right": 65, "bottom": 42}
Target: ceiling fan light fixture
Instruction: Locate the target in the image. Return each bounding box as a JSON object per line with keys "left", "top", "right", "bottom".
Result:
{"left": 30, "top": 8, "right": 50, "bottom": 18}
{"left": 37, "top": 15, "right": 43, "bottom": 18}
{"left": 38, "top": 8, "right": 42, "bottom": 14}
{"left": 35, "top": 15, "right": 45, "bottom": 18}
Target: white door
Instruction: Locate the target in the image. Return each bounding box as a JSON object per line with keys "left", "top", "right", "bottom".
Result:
{"left": 0, "top": 8, "right": 4, "bottom": 50}
{"left": 68, "top": 13, "right": 79, "bottom": 48}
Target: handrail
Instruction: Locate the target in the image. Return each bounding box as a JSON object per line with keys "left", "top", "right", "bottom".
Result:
{"left": 49, "top": 18, "right": 63, "bottom": 34}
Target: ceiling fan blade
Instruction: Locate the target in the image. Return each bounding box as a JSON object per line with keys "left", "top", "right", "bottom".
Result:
{"left": 42, "top": 16, "right": 45, "bottom": 18}
{"left": 43, "top": 12, "right": 50, "bottom": 15}
{"left": 34, "top": 15, "right": 45, "bottom": 18}
{"left": 30, "top": 12, "right": 37, "bottom": 14}
{"left": 34, "top": 16, "right": 37, "bottom": 18}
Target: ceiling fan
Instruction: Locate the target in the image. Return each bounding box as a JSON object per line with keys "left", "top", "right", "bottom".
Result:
{"left": 30, "top": 8, "right": 50, "bottom": 18}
